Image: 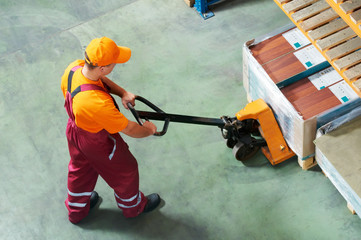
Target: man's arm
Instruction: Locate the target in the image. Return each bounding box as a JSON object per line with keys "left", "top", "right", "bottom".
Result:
{"left": 121, "top": 120, "right": 157, "bottom": 138}
{"left": 100, "top": 76, "right": 157, "bottom": 137}
{"left": 101, "top": 76, "right": 135, "bottom": 109}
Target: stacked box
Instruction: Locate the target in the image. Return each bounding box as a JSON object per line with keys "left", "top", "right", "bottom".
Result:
{"left": 243, "top": 24, "right": 361, "bottom": 160}
{"left": 315, "top": 107, "right": 361, "bottom": 218}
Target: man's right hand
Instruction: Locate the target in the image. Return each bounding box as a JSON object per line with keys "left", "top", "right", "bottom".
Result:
{"left": 143, "top": 121, "right": 157, "bottom": 135}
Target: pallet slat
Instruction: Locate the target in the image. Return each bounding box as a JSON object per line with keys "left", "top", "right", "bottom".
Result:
{"left": 316, "top": 27, "right": 356, "bottom": 51}
{"left": 292, "top": 1, "right": 330, "bottom": 22}
{"left": 275, "top": 0, "right": 291, "bottom": 4}
{"left": 340, "top": 0, "right": 361, "bottom": 14}
{"left": 350, "top": 8, "right": 361, "bottom": 24}
{"left": 344, "top": 63, "right": 361, "bottom": 81}
{"left": 308, "top": 18, "right": 348, "bottom": 41}
{"left": 325, "top": 37, "right": 361, "bottom": 61}
{"left": 352, "top": 78, "right": 361, "bottom": 91}
{"left": 299, "top": 8, "right": 339, "bottom": 32}
{"left": 284, "top": 0, "right": 319, "bottom": 14}
{"left": 334, "top": 50, "right": 361, "bottom": 71}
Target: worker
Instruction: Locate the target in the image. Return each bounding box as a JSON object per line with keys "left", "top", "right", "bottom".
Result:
{"left": 61, "top": 36, "right": 161, "bottom": 224}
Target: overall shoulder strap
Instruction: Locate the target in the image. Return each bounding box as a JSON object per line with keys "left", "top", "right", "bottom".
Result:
{"left": 64, "top": 65, "right": 82, "bottom": 120}
{"left": 71, "top": 84, "right": 120, "bottom": 111}
{"left": 67, "top": 66, "right": 120, "bottom": 111}
{"left": 67, "top": 65, "right": 82, "bottom": 93}
{"left": 70, "top": 84, "right": 106, "bottom": 99}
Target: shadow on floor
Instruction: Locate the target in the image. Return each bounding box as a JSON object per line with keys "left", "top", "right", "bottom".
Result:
{"left": 76, "top": 199, "right": 208, "bottom": 239}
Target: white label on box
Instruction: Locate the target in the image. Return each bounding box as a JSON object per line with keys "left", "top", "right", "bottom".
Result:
{"left": 282, "top": 28, "right": 310, "bottom": 49}
{"left": 293, "top": 45, "right": 326, "bottom": 69}
{"left": 329, "top": 81, "right": 359, "bottom": 104}
{"left": 308, "top": 67, "right": 343, "bottom": 90}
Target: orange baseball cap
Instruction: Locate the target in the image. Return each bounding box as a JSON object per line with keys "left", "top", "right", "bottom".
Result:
{"left": 84, "top": 37, "right": 131, "bottom": 66}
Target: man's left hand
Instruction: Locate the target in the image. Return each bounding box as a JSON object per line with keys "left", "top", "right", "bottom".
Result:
{"left": 121, "top": 91, "right": 136, "bottom": 109}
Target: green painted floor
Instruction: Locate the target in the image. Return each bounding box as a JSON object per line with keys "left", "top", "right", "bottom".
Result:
{"left": 2, "top": 0, "right": 361, "bottom": 239}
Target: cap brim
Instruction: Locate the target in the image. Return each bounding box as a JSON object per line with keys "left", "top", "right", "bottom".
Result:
{"left": 116, "top": 46, "right": 131, "bottom": 64}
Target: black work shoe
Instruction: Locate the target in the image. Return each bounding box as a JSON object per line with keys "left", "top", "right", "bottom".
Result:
{"left": 143, "top": 193, "right": 161, "bottom": 213}
{"left": 89, "top": 191, "right": 99, "bottom": 209}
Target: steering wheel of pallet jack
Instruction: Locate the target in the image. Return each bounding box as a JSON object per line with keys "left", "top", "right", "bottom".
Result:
{"left": 127, "top": 96, "right": 170, "bottom": 136}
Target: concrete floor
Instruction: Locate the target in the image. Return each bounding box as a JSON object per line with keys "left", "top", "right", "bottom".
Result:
{"left": 2, "top": 0, "right": 361, "bottom": 239}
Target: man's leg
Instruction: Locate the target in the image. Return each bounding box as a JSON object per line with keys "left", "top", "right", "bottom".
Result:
{"left": 88, "top": 133, "right": 149, "bottom": 217}
{"left": 65, "top": 144, "right": 98, "bottom": 224}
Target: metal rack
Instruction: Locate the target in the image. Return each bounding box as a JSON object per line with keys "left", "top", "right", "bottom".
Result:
{"left": 194, "top": 0, "right": 222, "bottom": 19}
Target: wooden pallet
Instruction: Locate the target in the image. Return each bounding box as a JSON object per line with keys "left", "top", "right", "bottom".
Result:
{"left": 274, "top": 0, "right": 361, "bottom": 97}
{"left": 348, "top": 202, "right": 357, "bottom": 215}
{"left": 298, "top": 156, "right": 317, "bottom": 170}
{"left": 184, "top": 0, "right": 195, "bottom": 7}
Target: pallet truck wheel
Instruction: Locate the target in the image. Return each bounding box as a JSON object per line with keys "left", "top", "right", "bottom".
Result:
{"left": 232, "top": 142, "right": 259, "bottom": 161}
{"left": 225, "top": 138, "right": 237, "bottom": 149}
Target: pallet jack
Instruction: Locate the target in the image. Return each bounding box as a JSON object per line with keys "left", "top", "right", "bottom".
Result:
{"left": 128, "top": 96, "right": 295, "bottom": 165}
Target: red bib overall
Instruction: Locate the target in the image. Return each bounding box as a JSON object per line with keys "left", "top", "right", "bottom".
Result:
{"left": 64, "top": 66, "right": 147, "bottom": 223}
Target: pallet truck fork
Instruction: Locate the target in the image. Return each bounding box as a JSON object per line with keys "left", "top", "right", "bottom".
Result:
{"left": 128, "top": 96, "right": 295, "bottom": 165}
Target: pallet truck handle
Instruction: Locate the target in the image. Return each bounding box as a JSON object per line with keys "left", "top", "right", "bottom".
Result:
{"left": 127, "top": 96, "right": 170, "bottom": 136}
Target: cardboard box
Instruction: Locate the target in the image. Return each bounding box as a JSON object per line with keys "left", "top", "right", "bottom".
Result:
{"left": 315, "top": 107, "right": 361, "bottom": 218}
{"left": 243, "top": 24, "right": 361, "bottom": 160}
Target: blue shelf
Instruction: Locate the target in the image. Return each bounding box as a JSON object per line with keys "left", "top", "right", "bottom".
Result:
{"left": 194, "top": 0, "right": 222, "bottom": 19}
